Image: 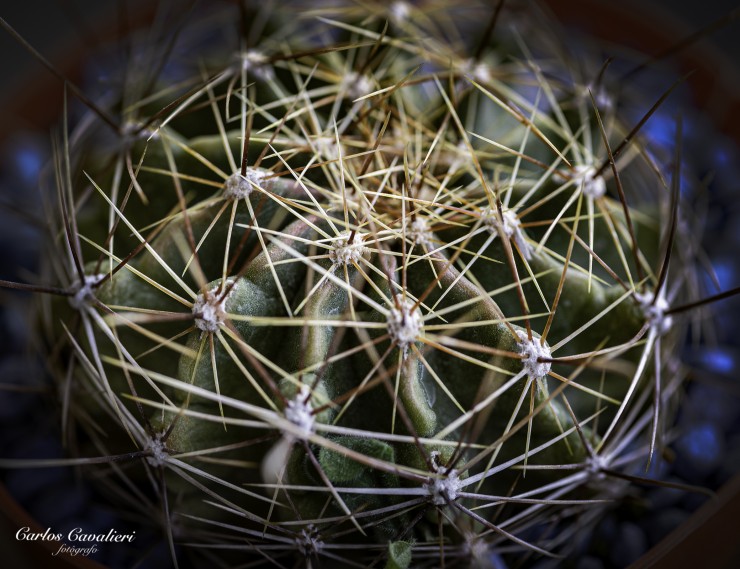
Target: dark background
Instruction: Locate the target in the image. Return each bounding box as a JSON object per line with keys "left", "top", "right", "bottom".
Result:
{"left": 1, "top": 0, "right": 739, "bottom": 136}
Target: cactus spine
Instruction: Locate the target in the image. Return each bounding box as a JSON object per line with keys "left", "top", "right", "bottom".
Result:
{"left": 30, "top": 1, "right": 694, "bottom": 566}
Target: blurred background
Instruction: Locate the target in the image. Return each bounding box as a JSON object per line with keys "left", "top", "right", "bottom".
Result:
{"left": 1, "top": 0, "right": 739, "bottom": 137}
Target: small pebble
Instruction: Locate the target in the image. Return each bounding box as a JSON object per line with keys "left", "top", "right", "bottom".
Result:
{"left": 609, "top": 522, "right": 648, "bottom": 567}
{"left": 673, "top": 422, "right": 725, "bottom": 482}
{"left": 643, "top": 507, "right": 690, "bottom": 544}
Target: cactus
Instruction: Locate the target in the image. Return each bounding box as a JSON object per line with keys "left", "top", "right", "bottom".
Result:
{"left": 3, "top": 0, "right": 714, "bottom": 567}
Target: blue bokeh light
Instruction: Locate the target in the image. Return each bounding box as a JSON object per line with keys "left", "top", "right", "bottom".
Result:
{"left": 14, "top": 146, "right": 43, "bottom": 185}
{"left": 699, "top": 347, "right": 736, "bottom": 375}
{"left": 679, "top": 423, "right": 723, "bottom": 467}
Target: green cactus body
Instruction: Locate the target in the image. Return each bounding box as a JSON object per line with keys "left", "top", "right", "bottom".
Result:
{"left": 36, "top": 1, "right": 689, "bottom": 566}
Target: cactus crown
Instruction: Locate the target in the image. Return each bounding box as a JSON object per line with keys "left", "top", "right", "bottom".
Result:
{"left": 13, "top": 0, "right": 704, "bottom": 566}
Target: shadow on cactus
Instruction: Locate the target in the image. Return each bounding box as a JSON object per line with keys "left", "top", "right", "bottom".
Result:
{"left": 2, "top": 0, "right": 734, "bottom": 567}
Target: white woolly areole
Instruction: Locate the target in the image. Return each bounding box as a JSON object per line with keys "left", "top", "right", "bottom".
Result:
{"left": 315, "top": 137, "right": 339, "bottom": 161}
{"left": 284, "top": 384, "right": 315, "bottom": 439}
{"left": 387, "top": 298, "right": 423, "bottom": 353}
{"left": 145, "top": 432, "right": 168, "bottom": 468}
{"left": 516, "top": 330, "right": 552, "bottom": 379}
{"left": 407, "top": 216, "right": 433, "bottom": 247}
{"left": 426, "top": 451, "right": 462, "bottom": 506}
{"left": 635, "top": 291, "right": 673, "bottom": 336}
{"left": 390, "top": 2, "right": 411, "bottom": 24}
{"left": 466, "top": 537, "right": 490, "bottom": 564}
{"left": 192, "top": 283, "right": 232, "bottom": 332}
{"left": 329, "top": 232, "right": 367, "bottom": 266}
{"left": 483, "top": 207, "right": 533, "bottom": 260}
{"left": 69, "top": 274, "right": 104, "bottom": 310}
{"left": 574, "top": 165, "right": 606, "bottom": 199}
{"left": 459, "top": 58, "right": 492, "bottom": 84}
{"left": 343, "top": 71, "right": 374, "bottom": 100}
{"left": 296, "top": 525, "right": 323, "bottom": 556}
{"left": 239, "top": 49, "right": 274, "bottom": 81}
{"left": 223, "top": 168, "right": 271, "bottom": 199}
{"left": 586, "top": 453, "right": 609, "bottom": 481}
{"left": 121, "top": 120, "right": 158, "bottom": 141}
{"left": 581, "top": 82, "right": 615, "bottom": 112}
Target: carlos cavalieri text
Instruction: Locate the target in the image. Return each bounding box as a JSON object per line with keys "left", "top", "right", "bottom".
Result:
{"left": 15, "top": 526, "right": 136, "bottom": 557}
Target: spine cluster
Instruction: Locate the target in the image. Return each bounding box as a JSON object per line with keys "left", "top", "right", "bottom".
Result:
{"left": 27, "top": 1, "right": 698, "bottom": 566}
